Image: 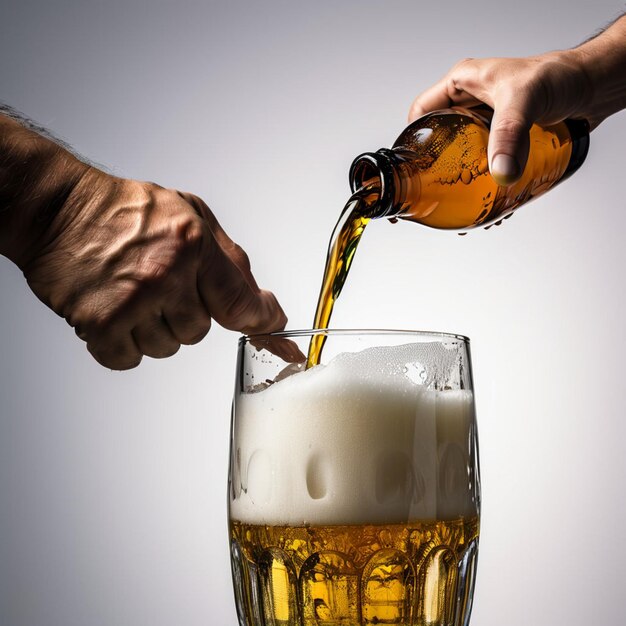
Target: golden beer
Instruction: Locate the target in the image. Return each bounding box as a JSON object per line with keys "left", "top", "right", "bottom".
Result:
{"left": 230, "top": 518, "right": 479, "bottom": 626}
{"left": 229, "top": 333, "right": 480, "bottom": 626}
{"left": 307, "top": 107, "right": 589, "bottom": 367}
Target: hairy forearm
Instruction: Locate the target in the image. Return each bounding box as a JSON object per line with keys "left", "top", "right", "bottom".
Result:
{"left": 573, "top": 14, "right": 626, "bottom": 127}
{"left": 0, "top": 110, "right": 89, "bottom": 268}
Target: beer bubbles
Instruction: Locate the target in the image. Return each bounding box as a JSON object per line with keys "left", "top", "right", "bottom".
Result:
{"left": 230, "top": 342, "right": 478, "bottom": 526}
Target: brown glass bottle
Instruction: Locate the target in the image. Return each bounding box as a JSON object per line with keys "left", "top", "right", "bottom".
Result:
{"left": 349, "top": 107, "right": 589, "bottom": 230}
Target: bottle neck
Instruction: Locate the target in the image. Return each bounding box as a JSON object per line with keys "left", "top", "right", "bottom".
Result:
{"left": 349, "top": 149, "right": 408, "bottom": 219}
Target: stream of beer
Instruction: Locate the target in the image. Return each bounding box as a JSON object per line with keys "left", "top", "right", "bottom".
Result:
{"left": 306, "top": 183, "right": 379, "bottom": 368}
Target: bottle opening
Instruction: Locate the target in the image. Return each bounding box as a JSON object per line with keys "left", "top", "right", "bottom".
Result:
{"left": 350, "top": 155, "right": 381, "bottom": 191}
{"left": 349, "top": 152, "right": 394, "bottom": 218}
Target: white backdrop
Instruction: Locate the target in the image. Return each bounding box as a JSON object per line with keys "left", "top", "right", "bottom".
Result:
{"left": 1, "top": 1, "right": 625, "bottom": 625}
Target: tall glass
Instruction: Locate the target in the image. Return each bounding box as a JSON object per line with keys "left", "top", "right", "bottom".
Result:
{"left": 228, "top": 330, "right": 480, "bottom": 626}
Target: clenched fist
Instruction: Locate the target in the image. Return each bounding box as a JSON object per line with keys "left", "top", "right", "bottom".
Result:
{"left": 0, "top": 111, "right": 297, "bottom": 369}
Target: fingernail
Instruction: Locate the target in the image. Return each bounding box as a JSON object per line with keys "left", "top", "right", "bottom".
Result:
{"left": 280, "top": 339, "right": 305, "bottom": 363}
{"left": 491, "top": 154, "right": 520, "bottom": 185}
{"left": 288, "top": 342, "right": 307, "bottom": 363}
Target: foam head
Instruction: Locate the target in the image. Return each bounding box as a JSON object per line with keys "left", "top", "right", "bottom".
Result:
{"left": 229, "top": 342, "right": 478, "bottom": 526}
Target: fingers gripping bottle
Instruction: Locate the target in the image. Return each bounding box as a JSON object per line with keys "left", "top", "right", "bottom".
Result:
{"left": 307, "top": 108, "right": 589, "bottom": 367}
{"left": 349, "top": 107, "right": 589, "bottom": 230}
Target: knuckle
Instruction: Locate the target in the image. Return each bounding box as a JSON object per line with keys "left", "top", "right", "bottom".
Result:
{"left": 131, "top": 322, "right": 182, "bottom": 359}
{"left": 477, "top": 59, "right": 504, "bottom": 84}
{"left": 183, "top": 326, "right": 211, "bottom": 345}
{"left": 178, "top": 190, "right": 199, "bottom": 206}
{"left": 276, "top": 310, "right": 288, "bottom": 331}
{"left": 167, "top": 307, "right": 213, "bottom": 345}
{"left": 73, "top": 293, "right": 136, "bottom": 336}
{"left": 221, "top": 290, "right": 254, "bottom": 327}
{"left": 82, "top": 308, "right": 117, "bottom": 335}
{"left": 215, "top": 283, "right": 259, "bottom": 329}
{"left": 245, "top": 291, "right": 286, "bottom": 334}
{"left": 181, "top": 317, "right": 212, "bottom": 345}
{"left": 179, "top": 218, "right": 205, "bottom": 253}
{"left": 177, "top": 190, "right": 210, "bottom": 219}
{"left": 230, "top": 244, "right": 251, "bottom": 271}
{"left": 136, "top": 259, "right": 172, "bottom": 285}
{"left": 74, "top": 326, "right": 88, "bottom": 342}
{"left": 265, "top": 292, "right": 287, "bottom": 329}
{"left": 452, "top": 57, "right": 474, "bottom": 72}
{"left": 445, "top": 76, "right": 463, "bottom": 100}
{"left": 134, "top": 221, "right": 204, "bottom": 287}
{"left": 493, "top": 116, "right": 527, "bottom": 140}
{"left": 444, "top": 58, "right": 483, "bottom": 100}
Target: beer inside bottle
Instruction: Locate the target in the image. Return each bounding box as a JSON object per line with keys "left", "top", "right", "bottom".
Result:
{"left": 306, "top": 107, "right": 589, "bottom": 367}
{"left": 349, "top": 106, "right": 590, "bottom": 230}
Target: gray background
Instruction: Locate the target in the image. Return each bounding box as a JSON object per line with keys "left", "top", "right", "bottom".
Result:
{"left": 1, "top": 1, "right": 625, "bottom": 624}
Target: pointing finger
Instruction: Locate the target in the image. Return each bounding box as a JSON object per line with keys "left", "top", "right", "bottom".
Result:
{"left": 178, "top": 191, "right": 260, "bottom": 289}
{"left": 198, "top": 233, "right": 287, "bottom": 335}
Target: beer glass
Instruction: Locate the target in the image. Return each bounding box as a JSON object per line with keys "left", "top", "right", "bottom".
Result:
{"left": 228, "top": 330, "right": 480, "bottom": 626}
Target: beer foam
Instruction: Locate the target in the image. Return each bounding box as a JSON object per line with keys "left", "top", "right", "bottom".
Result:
{"left": 229, "top": 343, "right": 478, "bottom": 526}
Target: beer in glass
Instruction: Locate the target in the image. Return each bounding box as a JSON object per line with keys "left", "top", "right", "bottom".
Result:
{"left": 228, "top": 330, "right": 480, "bottom": 626}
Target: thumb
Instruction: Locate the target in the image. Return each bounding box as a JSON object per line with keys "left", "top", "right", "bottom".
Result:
{"left": 488, "top": 100, "right": 534, "bottom": 186}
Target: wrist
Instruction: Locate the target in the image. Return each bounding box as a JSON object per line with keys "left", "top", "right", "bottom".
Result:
{"left": 19, "top": 166, "right": 121, "bottom": 278}
{"left": 539, "top": 48, "right": 595, "bottom": 121}
{"left": 0, "top": 116, "right": 91, "bottom": 268}
{"left": 571, "top": 16, "right": 626, "bottom": 128}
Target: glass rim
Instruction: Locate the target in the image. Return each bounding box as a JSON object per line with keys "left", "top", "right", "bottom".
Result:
{"left": 241, "top": 328, "right": 470, "bottom": 344}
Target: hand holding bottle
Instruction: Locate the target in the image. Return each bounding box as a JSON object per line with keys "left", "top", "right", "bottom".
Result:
{"left": 409, "top": 14, "right": 626, "bottom": 186}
